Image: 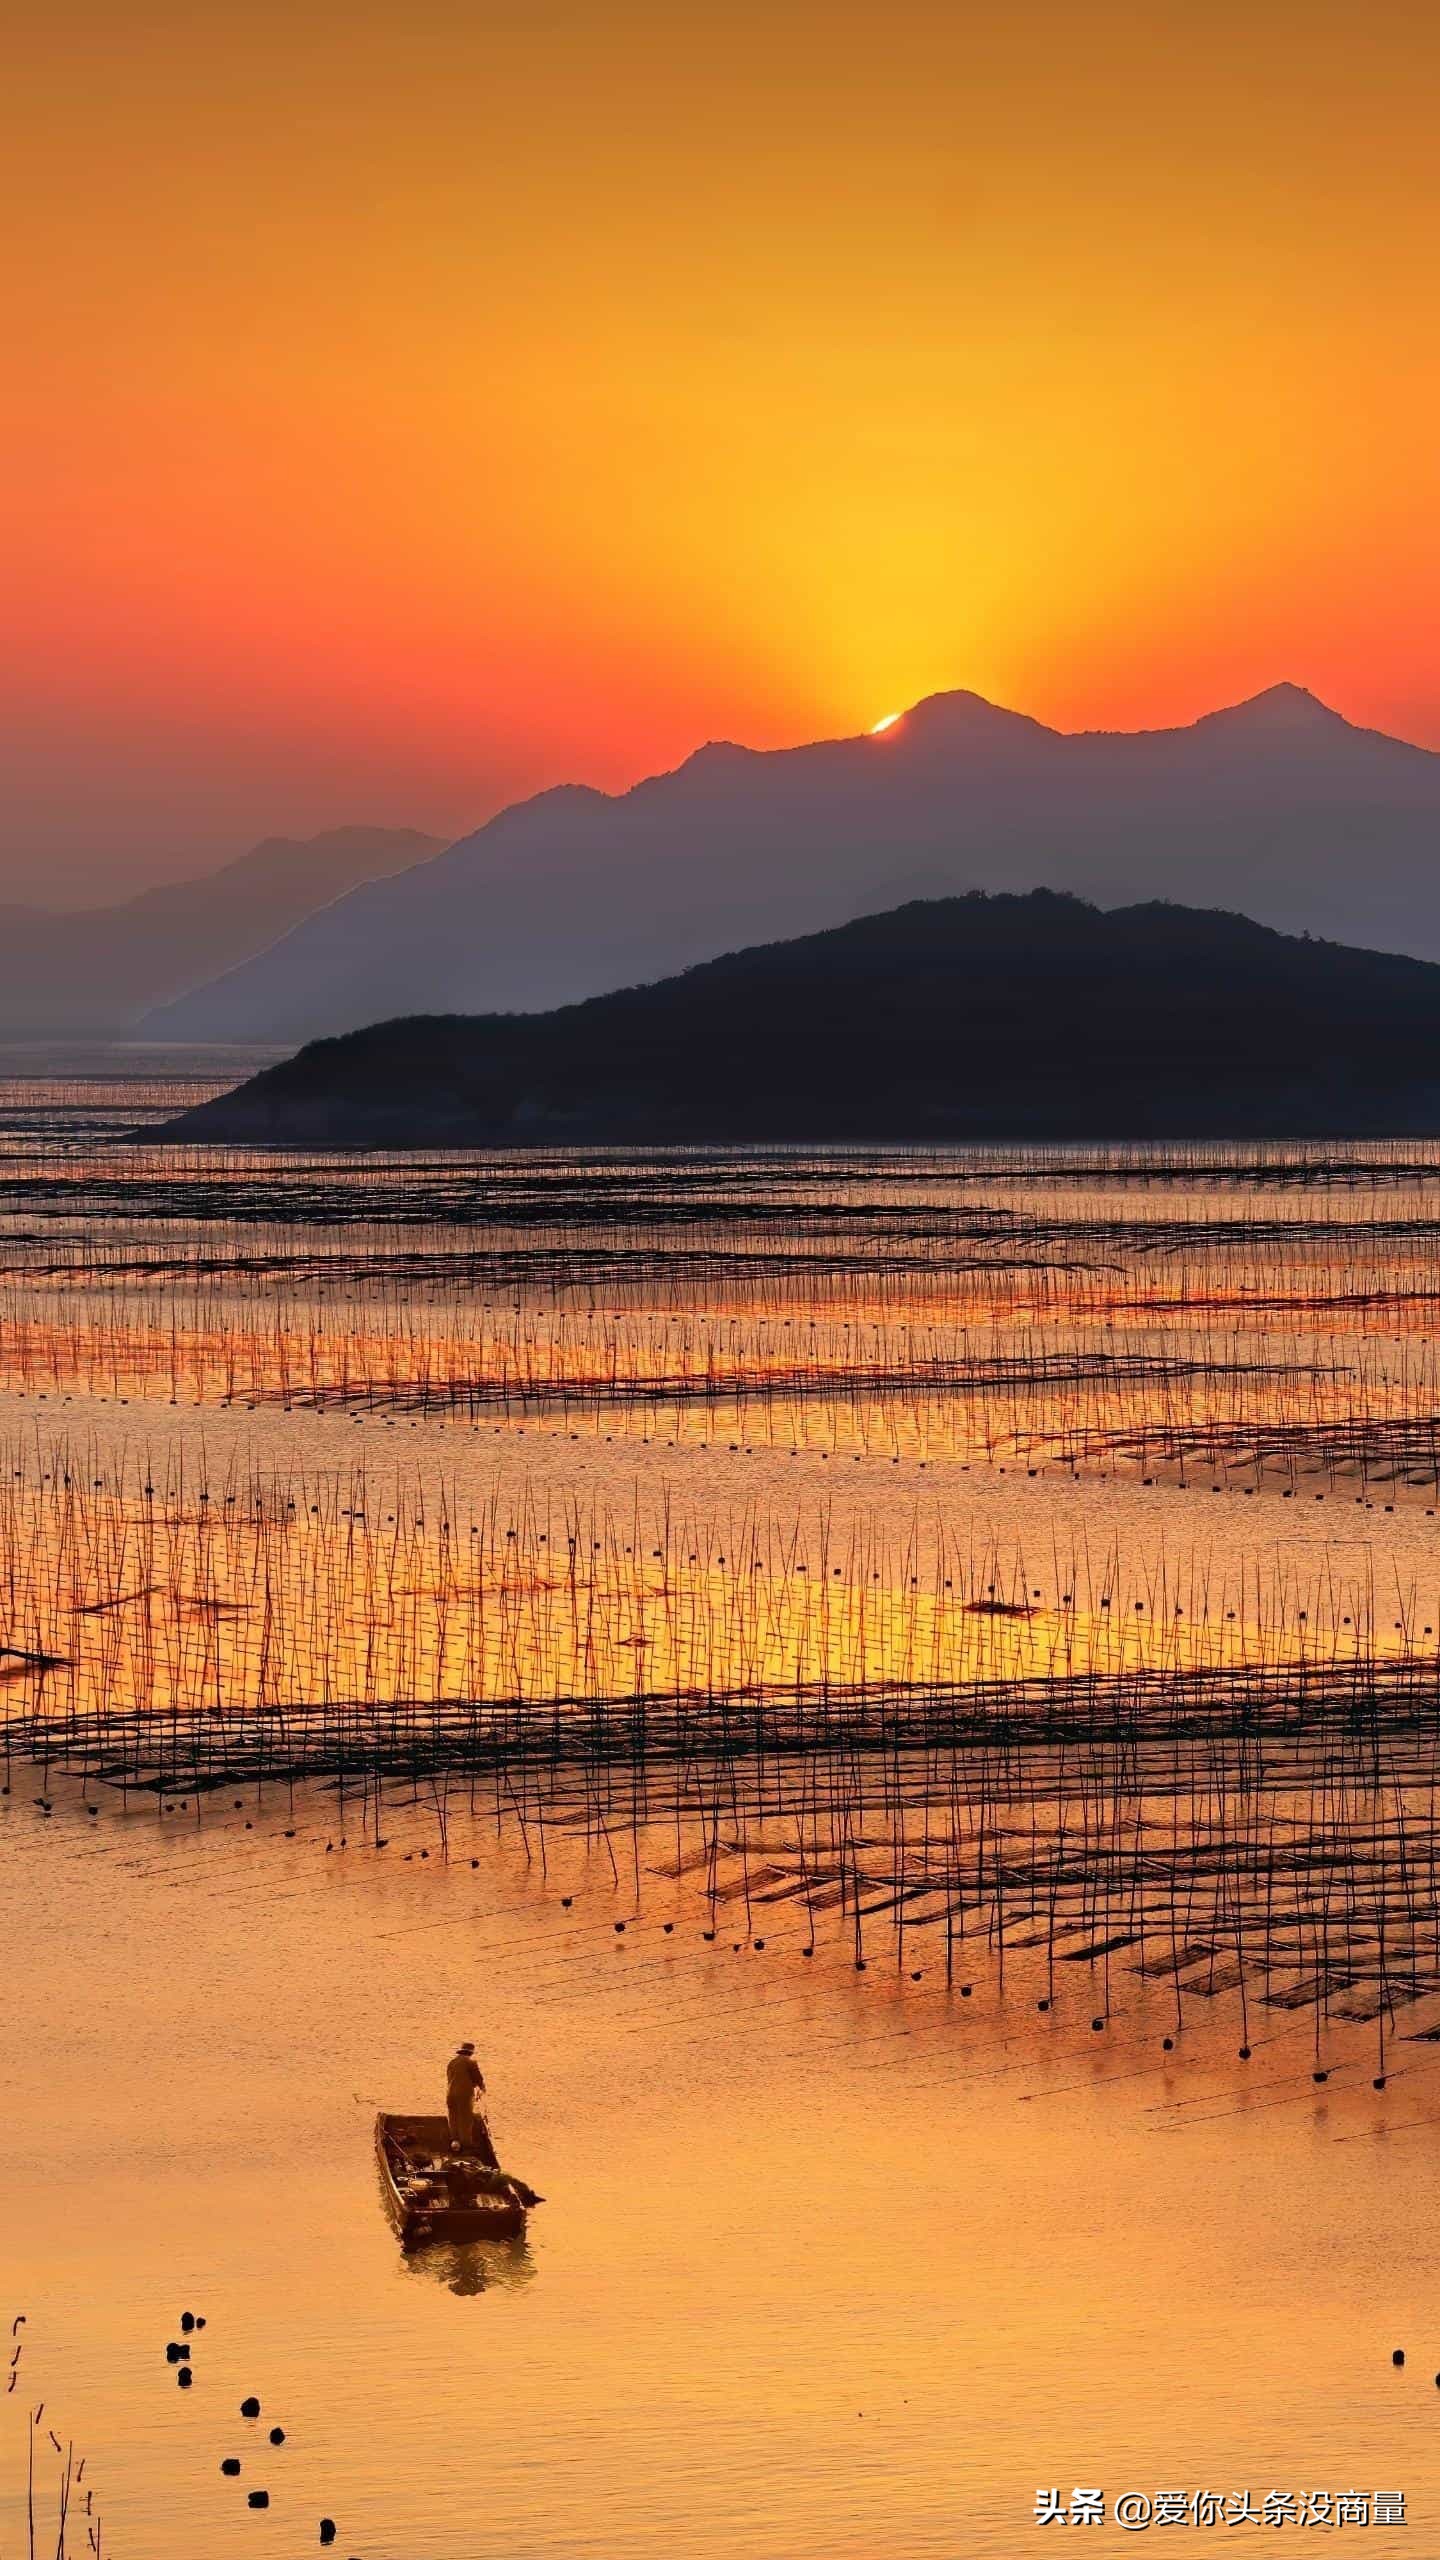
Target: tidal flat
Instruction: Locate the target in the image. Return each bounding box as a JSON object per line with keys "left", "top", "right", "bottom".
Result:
{"left": 5, "top": 1073, "right": 1440, "bottom": 2555}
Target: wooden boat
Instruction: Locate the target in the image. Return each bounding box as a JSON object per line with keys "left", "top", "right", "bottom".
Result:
{"left": 374, "top": 2112, "right": 535, "bottom": 2246}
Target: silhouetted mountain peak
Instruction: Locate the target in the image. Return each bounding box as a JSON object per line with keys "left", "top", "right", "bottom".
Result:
{"left": 688, "top": 737, "right": 757, "bottom": 762}
{"left": 890, "top": 689, "right": 1056, "bottom": 745}
{"left": 0, "top": 822, "right": 446, "bottom": 1036}
{"left": 1198, "top": 682, "right": 1347, "bottom": 735}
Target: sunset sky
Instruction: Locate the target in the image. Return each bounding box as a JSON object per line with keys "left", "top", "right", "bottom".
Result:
{"left": 5, "top": 0, "right": 1439, "bottom": 900}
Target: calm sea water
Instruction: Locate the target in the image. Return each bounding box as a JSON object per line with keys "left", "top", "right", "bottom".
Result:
{"left": 3, "top": 1076, "right": 1440, "bottom": 2555}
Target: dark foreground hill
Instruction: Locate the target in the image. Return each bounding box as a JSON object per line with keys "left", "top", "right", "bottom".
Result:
{"left": 158, "top": 891, "right": 1440, "bottom": 1147}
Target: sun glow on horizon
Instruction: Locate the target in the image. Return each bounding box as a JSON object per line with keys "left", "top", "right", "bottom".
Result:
{"left": 6, "top": 1, "right": 1440, "bottom": 892}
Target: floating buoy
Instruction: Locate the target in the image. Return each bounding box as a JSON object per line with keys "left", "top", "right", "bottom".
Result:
{"left": 241, "top": 2396, "right": 261, "bottom": 2418}
{"left": 319, "top": 2523, "right": 337, "bottom": 2548}
{"left": 269, "top": 2426, "right": 285, "bottom": 2446}
{"left": 1037, "top": 1997, "right": 1050, "bottom": 2012}
{"left": 177, "top": 2368, "right": 193, "bottom": 2389}
{"left": 1239, "top": 2046, "right": 1251, "bottom": 2061}
{"left": 1162, "top": 2037, "right": 1174, "bottom": 2052}
{"left": 248, "top": 2489, "right": 270, "bottom": 2509}
{"left": 1091, "top": 2017, "right": 1105, "bottom": 2032}
{"left": 222, "top": 2459, "right": 241, "bottom": 2477}
{"left": 1393, "top": 2349, "right": 1406, "bottom": 2367}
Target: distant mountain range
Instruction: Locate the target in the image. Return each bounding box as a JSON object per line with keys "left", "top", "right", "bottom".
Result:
{"left": 159, "top": 890, "right": 1440, "bottom": 1146}
{"left": 146, "top": 683, "right": 1440, "bottom": 1046}
{"left": 0, "top": 826, "right": 444, "bottom": 1035}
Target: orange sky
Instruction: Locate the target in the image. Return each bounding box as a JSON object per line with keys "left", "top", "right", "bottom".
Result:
{"left": 4, "top": 0, "right": 1439, "bottom": 899}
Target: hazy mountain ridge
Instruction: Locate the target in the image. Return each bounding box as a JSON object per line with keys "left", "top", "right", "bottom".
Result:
{"left": 0, "top": 826, "right": 446, "bottom": 1034}
{"left": 159, "top": 888, "right": 1440, "bottom": 1147}
{"left": 146, "top": 685, "right": 1440, "bottom": 1045}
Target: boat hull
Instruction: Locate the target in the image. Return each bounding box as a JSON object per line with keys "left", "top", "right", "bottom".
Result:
{"left": 375, "top": 2112, "right": 528, "bottom": 2246}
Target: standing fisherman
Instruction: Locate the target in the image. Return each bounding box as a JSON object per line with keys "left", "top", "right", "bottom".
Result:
{"left": 446, "top": 2041, "right": 485, "bottom": 2152}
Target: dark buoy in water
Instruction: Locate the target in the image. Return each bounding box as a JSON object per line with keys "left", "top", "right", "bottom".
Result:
{"left": 1239, "top": 2046, "right": 1252, "bottom": 2061}
{"left": 663, "top": 1922, "right": 673, "bottom": 1933}
{"left": 177, "top": 2367, "right": 193, "bottom": 2389}
{"left": 320, "top": 2523, "right": 337, "bottom": 2547}
{"left": 561, "top": 1896, "right": 572, "bottom": 1908}
{"left": 1313, "top": 2069, "right": 1330, "bottom": 2084}
{"left": 166, "top": 2341, "right": 189, "bottom": 2363}
{"left": 222, "top": 2459, "right": 241, "bottom": 2477}
{"left": 855, "top": 1957, "right": 867, "bottom": 1972}
{"left": 248, "top": 2489, "right": 270, "bottom": 2508}
{"left": 802, "top": 1945, "right": 814, "bottom": 1958}
{"left": 961, "top": 1984, "right": 973, "bottom": 1998}
{"left": 754, "top": 1938, "right": 765, "bottom": 1951}
{"left": 1393, "top": 2349, "right": 1406, "bottom": 2366}
{"left": 1037, "top": 1997, "right": 1050, "bottom": 2012}
{"left": 703, "top": 1929, "right": 716, "bottom": 1942}
{"left": 1162, "top": 2036, "right": 1174, "bottom": 2051}
{"left": 613, "top": 1920, "right": 625, "bottom": 1933}
{"left": 269, "top": 2426, "right": 285, "bottom": 2446}
{"left": 180, "top": 2312, "right": 195, "bottom": 2333}
{"left": 1091, "top": 2017, "right": 1105, "bottom": 2032}
{"left": 241, "top": 2396, "right": 261, "bottom": 2418}
{"left": 910, "top": 1969, "right": 922, "bottom": 1981}
{"left": 1374, "top": 2074, "right": 1387, "bottom": 2090}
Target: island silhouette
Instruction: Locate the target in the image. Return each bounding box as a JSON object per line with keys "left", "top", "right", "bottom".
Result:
{"left": 159, "top": 889, "right": 1440, "bottom": 1146}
